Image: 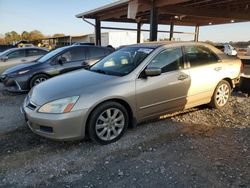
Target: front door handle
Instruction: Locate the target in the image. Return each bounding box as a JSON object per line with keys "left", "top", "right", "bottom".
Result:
{"left": 178, "top": 75, "right": 188, "bottom": 80}
{"left": 21, "top": 59, "right": 27, "bottom": 62}
{"left": 214, "top": 67, "right": 222, "bottom": 71}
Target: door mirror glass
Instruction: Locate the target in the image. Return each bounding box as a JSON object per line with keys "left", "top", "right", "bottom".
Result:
{"left": 145, "top": 67, "right": 161, "bottom": 77}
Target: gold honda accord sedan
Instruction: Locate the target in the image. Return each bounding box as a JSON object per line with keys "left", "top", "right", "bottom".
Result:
{"left": 22, "top": 42, "right": 241, "bottom": 144}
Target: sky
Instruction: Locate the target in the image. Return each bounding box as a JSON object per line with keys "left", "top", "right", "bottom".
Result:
{"left": 0, "top": 0, "right": 249, "bottom": 43}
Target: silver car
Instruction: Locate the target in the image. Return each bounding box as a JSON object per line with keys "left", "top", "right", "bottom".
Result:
{"left": 22, "top": 42, "right": 241, "bottom": 144}
{"left": 0, "top": 47, "right": 48, "bottom": 74}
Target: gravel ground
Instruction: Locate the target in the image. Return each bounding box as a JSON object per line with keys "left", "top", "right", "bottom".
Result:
{"left": 0, "top": 83, "right": 249, "bottom": 188}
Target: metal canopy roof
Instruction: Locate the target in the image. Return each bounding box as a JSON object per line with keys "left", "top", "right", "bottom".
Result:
{"left": 76, "top": 0, "right": 250, "bottom": 26}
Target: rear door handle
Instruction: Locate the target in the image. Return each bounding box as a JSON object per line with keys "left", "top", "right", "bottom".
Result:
{"left": 21, "top": 59, "right": 27, "bottom": 62}
{"left": 214, "top": 67, "right": 222, "bottom": 71}
{"left": 178, "top": 75, "right": 188, "bottom": 80}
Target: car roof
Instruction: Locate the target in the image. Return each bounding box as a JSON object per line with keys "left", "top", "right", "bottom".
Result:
{"left": 126, "top": 41, "right": 214, "bottom": 49}
{"left": 7, "top": 47, "right": 48, "bottom": 51}
{"left": 67, "top": 45, "right": 110, "bottom": 49}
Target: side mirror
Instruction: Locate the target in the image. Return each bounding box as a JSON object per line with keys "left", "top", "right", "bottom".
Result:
{"left": 58, "top": 56, "right": 67, "bottom": 65}
{"left": 82, "top": 61, "right": 90, "bottom": 69}
{"left": 1, "top": 56, "right": 8, "bottom": 62}
{"left": 145, "top": 67, "right": 161, "bottom": 77}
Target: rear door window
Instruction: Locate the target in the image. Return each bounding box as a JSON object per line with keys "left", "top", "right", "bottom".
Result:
{"left": 185, "top": 45, "right": 219, "bottom": 68}
{"left": 59, "top": 47, "right": 85, "bottom": 63}
{"left": 7, "top": 49, "right": 25, "bottom": 59}
{"left": 26, "top": 49, "right": 47, "bottom": 57}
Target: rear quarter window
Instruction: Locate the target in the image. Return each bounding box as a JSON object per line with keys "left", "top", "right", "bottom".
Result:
{"left": 7, "top": 49, "right": 25, "bottom": 59}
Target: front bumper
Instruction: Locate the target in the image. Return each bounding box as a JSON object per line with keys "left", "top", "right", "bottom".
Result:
{"left": 22, "top": 98, "right": 89, "bottom": 140}
{"left": 2, "top": 75, "right": 30, "bottom": 92}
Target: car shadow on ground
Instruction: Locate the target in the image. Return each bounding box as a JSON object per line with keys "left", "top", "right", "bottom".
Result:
{"left": 0, "top": 103, "right": 231, "bottom": 157}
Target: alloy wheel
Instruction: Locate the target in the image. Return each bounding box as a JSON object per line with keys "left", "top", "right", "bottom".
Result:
{"left": 215, "top": 83, "right": 230, "bottom": 107}
{"left": 95, "top": 108, "right": 125, "bottom": 141}
{"left": 34, "top": 77, "right": 47, "bottom": 86}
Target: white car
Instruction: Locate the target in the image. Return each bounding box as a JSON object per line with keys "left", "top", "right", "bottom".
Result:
{"left": 215, "top": 44, "right": 237, "bottom": 56}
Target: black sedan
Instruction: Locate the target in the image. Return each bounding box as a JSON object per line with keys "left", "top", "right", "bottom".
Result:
{"left": 1, "top": 45, "right": 114, "bottom": 92}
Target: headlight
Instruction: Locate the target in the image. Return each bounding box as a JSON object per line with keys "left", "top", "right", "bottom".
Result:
{"left": 38, "top": 96, "right": 79, "bottom": 114}
{"left": 18, "top": 70, "right": 29, "bottom": 75}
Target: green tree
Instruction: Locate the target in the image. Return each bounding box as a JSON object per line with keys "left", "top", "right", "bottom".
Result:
{"left": 0, "top": 38, "right": 6, "bottom": 45}
{"left": 4, "top": 31, "right": 20, "bottom": 44}
{"left": 29, "top": 30, "right": 44, "bottom": 41}
{"left": 21, "top": 31, "right": 29, "bottom": 40}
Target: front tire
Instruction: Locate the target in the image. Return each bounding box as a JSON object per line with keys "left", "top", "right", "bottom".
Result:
{"left": 210, "top": 80, "right": 231, "bottom": 109}
{"left": 88, "top": 101, "right": 129, "bottom": 145}
{"left": 29, "top": 74, "right": 49, "bottom": 88}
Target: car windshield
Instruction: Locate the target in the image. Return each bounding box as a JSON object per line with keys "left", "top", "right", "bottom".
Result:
{"left": 90, "top": 47, "right": 154, "bottom": 76}
{"left": 37, "top": 47, "right": 66, "bottom": 63}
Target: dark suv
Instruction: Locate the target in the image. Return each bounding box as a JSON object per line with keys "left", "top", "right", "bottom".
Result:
{"left": 1, "top": 45, "right": 114, "bottom": 92}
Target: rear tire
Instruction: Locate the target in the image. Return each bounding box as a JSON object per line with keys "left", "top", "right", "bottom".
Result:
{"left": 209, "top": 80, "right": 231, "bottom": 109}
{"left": 88, "top": 101, "right": 129, "bottom": 145}
{"left": 29, "top": 74, "right": 49, "bottom": 88}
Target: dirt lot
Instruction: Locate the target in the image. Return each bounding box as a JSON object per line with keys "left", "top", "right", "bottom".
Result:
{"left": 0, "top": 83, "right": 249, "bottom": 187}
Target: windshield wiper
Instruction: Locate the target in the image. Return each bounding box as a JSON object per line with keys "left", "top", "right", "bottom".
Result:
{"left": 91, "top": 69, "right": 107, "bottom": 74}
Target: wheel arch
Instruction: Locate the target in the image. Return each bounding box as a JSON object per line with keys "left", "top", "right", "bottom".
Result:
{"left": 85, "top": 98, "right": 135, "bottom": 136}
{"left": 29, "top": 72, "right": 51, "bottom": 88}
{"left": 222, "top": 77, "right": 233, "bottom": 89}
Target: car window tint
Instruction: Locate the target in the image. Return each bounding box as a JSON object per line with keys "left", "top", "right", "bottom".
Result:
{"left": 104, "top": 48, "right": 113, "bottom": 56}
{"left": 216, "top": 45, "right": 225, "bottom": 51}
{"left": 90, "top": 47, "right": 153, "bottom": 76}
{"left": 185, "top": 45, "right": 219, "bottom": 67}
{"left": 26, "top": 49, "right": 47, "bottom": 57}
{"left": 60, "top": 47, "right": 85, "bottom": 62}
{"left": 7, "top": 50, "right": 25, "bottom": 59}
{"left": 147, "top": 47, "right": 183, "bottom": 73}
{"left": 88, "top": 47, "right": 105, "bottom": 59}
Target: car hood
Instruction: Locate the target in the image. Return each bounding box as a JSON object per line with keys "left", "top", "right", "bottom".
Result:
{"left": 2, "top": 62, "right": 38, "bottom": 75}
{"left": 30, "top": 70, "right": 116, "bottom": 106}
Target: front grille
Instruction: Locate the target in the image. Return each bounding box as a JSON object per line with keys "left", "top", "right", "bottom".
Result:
{"left": 27, "top": 102, "right": 37, "bottom": 110}
{"left": 26, "top": 96, "right": 37, "bottom": 111}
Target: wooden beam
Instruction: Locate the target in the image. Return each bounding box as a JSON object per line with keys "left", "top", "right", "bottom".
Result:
{"left": 98, "top": 7, "right": 127, "bottom": 20}
{"left": 155, "top": 0, "right": 190, "bottom": 7}
{"left": 183, "top": 0, "right": 213, "bottom": 7}
{"left": 101, "top": 26, "right": 195, "bottom": 35}
{"left": 158, "top": 6, "right": 250, "bottom": 20}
